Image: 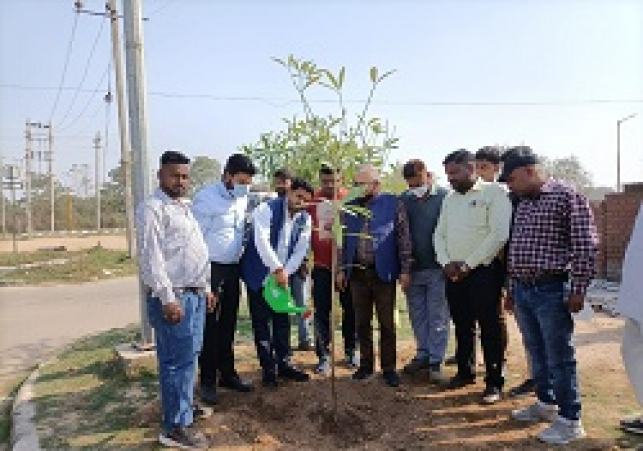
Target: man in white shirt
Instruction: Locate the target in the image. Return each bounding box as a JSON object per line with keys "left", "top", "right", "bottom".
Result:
{"left": 138, "top": 151, "right": 215, "bottom": 450}
{"left": 191, "top": 154, "right": 257, "bottom": 406}
{"left": 241, "top": 178, "right": 314, "bottom": 387}
{"left": 617, "top": 204, "right": 643, "bottom": 436}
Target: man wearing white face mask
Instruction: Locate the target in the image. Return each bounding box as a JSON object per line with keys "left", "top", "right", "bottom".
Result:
{"left": 192, "top": 153, "right": 257, "bottom": 406}
{"left": 400, "top": 160, "right": 450, "bottom": 383}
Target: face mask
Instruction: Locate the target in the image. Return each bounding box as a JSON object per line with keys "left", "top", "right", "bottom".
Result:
{"left": 346, "top": 185, "right": 366, "bottom": 202}
{"left": 409, "top": 186, "right": 428, "bottom": 198}
{"left": 230, "top": 183, "right": 250, "bottom": 198}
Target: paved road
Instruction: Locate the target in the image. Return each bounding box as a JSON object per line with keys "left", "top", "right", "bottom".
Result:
{"left": 0, "top": 277, "right": 140, "bottom": 380}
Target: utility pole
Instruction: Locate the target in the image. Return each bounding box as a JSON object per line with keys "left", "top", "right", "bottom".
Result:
{"left": 94, "top": 132, "right": 102, "bottom": 231}
{"left": 107, "top": 0, "right": 136, "bottom": 258}
{"left": 48, "top": 123, "right": 55, "bottom": 231}
{"left": 123, "top": 0, "right": 150, "bottom": 205}
{"left": 123, "top": 0, "right": 153, "bottom": 348}
{"left": 1, "top": 150, "right": 5, "bottom": 237}
{"left": 25, "top": 120, "right": 32, "bottom": 237}
{"left": 5, "top": 164, "right": 22, "bottom": 253}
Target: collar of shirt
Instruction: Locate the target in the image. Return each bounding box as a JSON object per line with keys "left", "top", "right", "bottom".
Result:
{"left": 314, "top": 188, "right": 348, "bottom": 201}
{"left": 215, "top": 181, "right": 234, "bottom": 200}
{"left": 155, "top": 188, "right": 188, "bottom": 209}
{"left": 453, "top": 179, "right": 484, "bottom": 197}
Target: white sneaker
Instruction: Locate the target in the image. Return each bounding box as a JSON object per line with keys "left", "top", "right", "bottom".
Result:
{"left": 511, "top": 401, "right": 558, "bottom": 423}
{"left": 538, "top": 415, "right": 587, "bottom": 445}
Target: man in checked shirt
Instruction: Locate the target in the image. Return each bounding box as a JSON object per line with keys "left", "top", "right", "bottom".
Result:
{"left": 500, "top": 146, "right": 598, "bottom": 445}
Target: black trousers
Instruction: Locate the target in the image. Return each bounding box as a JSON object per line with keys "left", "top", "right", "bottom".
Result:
{"left": 312, "top": 267, "right": 357, "bottom": 359}
{"left": 446, "top": 261, "right": 505, "bottom": 388}
{"left": 247, "top": 285, "right": 291, "bottom": 374}
{"left": 198, "top": 262, "right": 241, "bottom": 386}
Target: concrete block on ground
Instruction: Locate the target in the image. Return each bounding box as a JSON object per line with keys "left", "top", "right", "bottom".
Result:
{"left": 114, "top": 343, "right": 157, "bottom": 379}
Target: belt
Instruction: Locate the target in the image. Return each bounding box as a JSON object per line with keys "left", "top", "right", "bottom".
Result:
{"left": 146, "top": 287, "right": 204, "bottom": 297}
{"left": 354, "top": 263, "right": 376, "bottom": 271}
{"left": 514, "top": 272, "right": 568, "bottom": 287}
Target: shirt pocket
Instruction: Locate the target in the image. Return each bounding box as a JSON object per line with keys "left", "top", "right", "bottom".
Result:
{"left": 467, "top": 198, "right": 488, "bottom": 229}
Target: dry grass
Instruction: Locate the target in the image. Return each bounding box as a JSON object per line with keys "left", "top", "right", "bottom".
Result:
{"left": 0, "top": 247, "right": 137, "bottom": 286}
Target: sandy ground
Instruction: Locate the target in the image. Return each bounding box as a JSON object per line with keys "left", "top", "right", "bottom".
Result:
{"left": 0, "top": 234, "right": 127, "bottom": 253}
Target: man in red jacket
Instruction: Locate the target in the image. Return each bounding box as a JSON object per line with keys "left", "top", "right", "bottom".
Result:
{"left": 309, "top": 164, "right": 358, "bottom": 374}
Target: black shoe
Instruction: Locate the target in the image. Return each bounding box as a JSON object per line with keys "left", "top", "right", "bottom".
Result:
{"left": 445, "top": 355, "right": 457, "bottom": 366}
{"left": 159, "top": 427, "right": 209, "bottom": 449}
{"left": 443, "top": 374, "right": 476, "bottom": 390}
{"left": 403, "top": 357, "right": 431, "bottom": 375}
{"left": 262, "top": 371, "right": 279, "bottom": 388}
{"left": 508, "top": 378, "right": 536, "bottom": 398}
{"left": 352, "top": 367, "right": 374, "bottom": 381}
{"left": 199, "top": 384, "right": 218, "bottom": 406}
{"left": 193, "top": 404, "right": 213, "bottom": 421}
{"left": 278, "top": 365, "right": 310, "bottom": 382}
{"left": 383, "top": 370, "right": 401, "bottom": 388}
{"left": 219, "top": 374, "right": 254, "bottom": 392}
{"left": 297, "top": 340, "right": 314, "bottom": 351}
{"left": 481, "top": 386, "right": 502, "bottom": 404}
{"left": 620, "top": 416, "right": 643, "bottom": 435}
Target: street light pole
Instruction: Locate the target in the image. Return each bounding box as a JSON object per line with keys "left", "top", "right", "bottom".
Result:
{"left": 617, "top": 113, "right": 638, "bottom": 192}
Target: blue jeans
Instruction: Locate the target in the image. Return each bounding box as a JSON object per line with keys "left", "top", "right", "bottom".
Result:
{"left": 513, "top": 280, "right": 581, "bottom": 420}
{"left": 405, "top": 269, "right": 449, "bottom": 365}
{"left": 148, "top": 291, "right": 205, "bottom": 433}
{"left": 290, "top": 274, "right": 311, "bottom": 344}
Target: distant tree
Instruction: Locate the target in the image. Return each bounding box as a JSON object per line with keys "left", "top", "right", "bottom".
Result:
{"left": 381, "top": 161, "right": 407, "bottom": 194}
{"left": 101, "top": 161, "right": 126, "bottom": 228}
{"left": 543, "top": 155, "right": 593, "bottom": 192}
{"left": 189, "top": 156, "right": 221, "bottom": 196}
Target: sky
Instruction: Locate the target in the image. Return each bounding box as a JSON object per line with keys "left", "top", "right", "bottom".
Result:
{"left": 1, "top": 0, "right": 642, "bottom": 193}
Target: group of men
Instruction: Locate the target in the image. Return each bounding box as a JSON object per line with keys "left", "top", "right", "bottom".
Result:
{"left": 137, "top": 146, "right": 641, "bottom": 450}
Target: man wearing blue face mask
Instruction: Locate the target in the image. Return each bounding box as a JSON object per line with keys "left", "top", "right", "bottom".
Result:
{"left": 400, "top": 160, "right": 449, "bottom": 383}
{"left": 192, "top": 153, "right": 257, "bottom": 406}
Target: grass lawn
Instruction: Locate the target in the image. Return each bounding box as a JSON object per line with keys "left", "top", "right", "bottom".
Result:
{"left": 33, "top": 327, "right": 159, "bottom": 450}
{"left": 0, "top": 247, "right": 137, "bottom": 285}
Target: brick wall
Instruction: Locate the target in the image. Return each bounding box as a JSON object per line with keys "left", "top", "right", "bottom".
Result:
{"left": 593, "top": 183, "right": 643, "bottom": 280}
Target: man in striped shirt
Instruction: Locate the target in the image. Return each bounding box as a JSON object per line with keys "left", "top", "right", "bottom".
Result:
{"left": 501, "top": 147, "right": 598, "bottom": 445}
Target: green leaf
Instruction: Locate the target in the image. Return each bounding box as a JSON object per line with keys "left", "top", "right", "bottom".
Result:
{"left": 369, "top": 66, "right": 378, "bottom": 83}
{"left": 332, "top": 216, "right": 343, "bottom": 246}
{"left": 342, "top": 205, "right": 372, "bottom": 218}
{"left": 338, "top": 67, "right": 346, "bottom": 89}
{"left": 325, "top": 70, "right": 338, "bottom": 90}
{"left": 303, "top": 75, "right": 320, "bottom": 90}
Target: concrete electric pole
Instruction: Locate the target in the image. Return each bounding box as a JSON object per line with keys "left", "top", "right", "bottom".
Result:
{"left": 106, "top": 0, "right": 136, "bottom": 258}
{"left": 25, "top": 121, "right": 32, "bottom": 237}
{"left": 123, "top": 0, "right": 153, "bottom": 348}
{"left": 94, "top": 131, "right": 102, "bottom": 231}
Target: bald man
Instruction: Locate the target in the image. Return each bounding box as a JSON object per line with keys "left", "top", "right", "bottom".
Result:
{"left": 338, "top": 164, "right": 413, "bottom": 388}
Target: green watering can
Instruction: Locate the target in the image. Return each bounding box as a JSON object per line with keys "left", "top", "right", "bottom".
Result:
{"left": 263, "top": 275, "right": 312, "bottom": 318}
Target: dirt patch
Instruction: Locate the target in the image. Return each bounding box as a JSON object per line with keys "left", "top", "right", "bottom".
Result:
{"left": 189, "top": 316, "right": 640, "bottom": 451}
